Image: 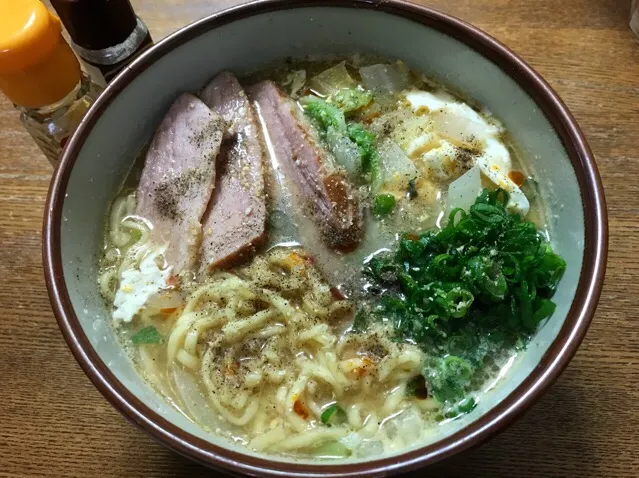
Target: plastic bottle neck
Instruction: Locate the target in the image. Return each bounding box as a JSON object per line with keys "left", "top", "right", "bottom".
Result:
{"left": 16, "top": 74, "right": 92, "bottom": 120}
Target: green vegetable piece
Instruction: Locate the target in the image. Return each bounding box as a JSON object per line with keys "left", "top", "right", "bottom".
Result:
{"left": 300, "top": 96, "right": 346, "bottom": 134}
{"left": 131, "top": 326, "right": 163, "bottom": 345}
{"left": 373, "top": 193, "right": 396, "bottom": 216}
{"left": 320, "top": 404, "right": 346, "bottom": 426}
{"left": 347, "top": 123, "right": 376, "bottom": 167}
{"left": 347, "top": 123, "right": 380, "bottom": 185}
{"left": 333, "top": 88, "right": 372, "bottom": 113}
{"left": 301, "top": 100, "right": 381, "bottom": 185}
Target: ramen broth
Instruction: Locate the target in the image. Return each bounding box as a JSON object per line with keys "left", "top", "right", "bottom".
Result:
{"left": 98, "top": 58, "right": 563, "bottom": 459}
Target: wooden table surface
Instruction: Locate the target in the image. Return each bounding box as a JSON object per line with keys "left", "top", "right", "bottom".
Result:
{"left": 2, "top": 1, "right": 638, "bottom": 476}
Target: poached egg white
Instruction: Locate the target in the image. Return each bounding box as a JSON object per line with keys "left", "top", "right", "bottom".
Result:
{"left": 401, "top": 89, "right": 529, "bottom": 215}
{"left": 112, "top": 246, "right": 172, "bottom": 322}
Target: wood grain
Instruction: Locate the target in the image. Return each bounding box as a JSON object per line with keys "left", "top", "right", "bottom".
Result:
{"left": 1, "top": 0, "right": 637, "bottom": 476}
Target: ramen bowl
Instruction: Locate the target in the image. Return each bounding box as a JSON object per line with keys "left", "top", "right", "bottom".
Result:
{"left": 43, "top": 1, "right": 607, "bottom": 476}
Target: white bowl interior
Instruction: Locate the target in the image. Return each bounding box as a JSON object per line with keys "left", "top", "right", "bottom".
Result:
{"left": 58, "top": 6, "right": 584, "bottom": 464}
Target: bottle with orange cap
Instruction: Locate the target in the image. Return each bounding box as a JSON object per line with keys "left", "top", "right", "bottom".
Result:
{"left": 0, "top": 0, "right": 101, "bottom": 167}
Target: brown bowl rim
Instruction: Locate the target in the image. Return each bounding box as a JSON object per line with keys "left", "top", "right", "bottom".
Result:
{"left": 43, "top": 0, "right": 608, "bottom": 476}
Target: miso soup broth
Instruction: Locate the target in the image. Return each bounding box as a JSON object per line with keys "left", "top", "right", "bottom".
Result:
{"left": 98, "top": 57, "right": 565, "bottom": 459}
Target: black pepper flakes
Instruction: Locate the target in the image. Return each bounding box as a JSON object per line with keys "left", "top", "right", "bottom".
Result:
{"left": 153, "top": 169, "right": 208, "bottom": 220}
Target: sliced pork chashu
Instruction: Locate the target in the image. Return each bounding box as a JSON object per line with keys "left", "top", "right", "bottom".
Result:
{"left": 199, "top": 72, "right": 267, "bottom": 270}
{"left": 249, "top": 81, "right": 363, "bottom": 252}
{"left": 136, "top": 93, "right": 224, "bottom": 274}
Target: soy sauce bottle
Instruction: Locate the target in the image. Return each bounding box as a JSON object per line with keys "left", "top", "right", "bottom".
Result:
{"left": 50, "top": 0, "right": 154, "bottom": 87}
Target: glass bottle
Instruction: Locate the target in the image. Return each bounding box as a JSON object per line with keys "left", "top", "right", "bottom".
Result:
{"left": 51, "top": 0, "right": 154, "bottom": 87}
{"left": 0, "top": 0, "right": 101, "bottom": 167}
{"left": 17, "top": 75, "right": 100, "bottom": 164}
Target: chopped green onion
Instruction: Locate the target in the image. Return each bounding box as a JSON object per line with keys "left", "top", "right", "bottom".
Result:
{"left": 362, "top": 188, "right": 566, "bottom": 414}
{"left": 533, "top": 297, "right": 556, "bottom": 326}
{"left": 445, "top": 288, "right": 474, "bottom": 318}
{"left": 428, "top": 355, "right": 474, "bottom": 402}
{"left": 443, "top": 397, "right": 477, "bottom": 419}
{"left": 320, "top": 404, "right": 346, "bottom": 426}
{"left": 457, "top": 397, "right": 477, "bottom": 413}
{"left": 373, "top": 193, "right": 396, "bottom": 216}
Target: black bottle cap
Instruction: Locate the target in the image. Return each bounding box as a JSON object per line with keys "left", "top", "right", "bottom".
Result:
{"left": 50, "top": 0, "right": 138, "bottom": 51}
